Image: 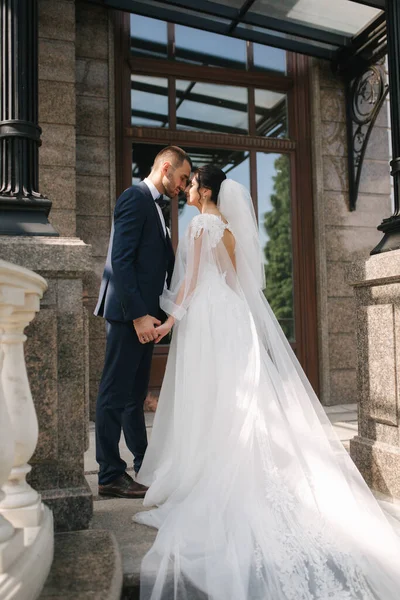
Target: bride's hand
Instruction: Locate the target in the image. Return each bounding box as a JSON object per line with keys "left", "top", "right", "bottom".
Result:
{"left": 154, "top": 317, "right": 175, "bottom": 344}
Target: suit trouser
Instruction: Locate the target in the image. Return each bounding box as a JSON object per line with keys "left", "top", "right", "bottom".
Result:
{"left": 95, "top": 319, "right": 153, "bottom": 485}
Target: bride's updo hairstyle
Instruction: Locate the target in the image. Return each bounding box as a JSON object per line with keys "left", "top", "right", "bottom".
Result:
{"left": 194, "top": 165, "right": 226, "bottom": 204}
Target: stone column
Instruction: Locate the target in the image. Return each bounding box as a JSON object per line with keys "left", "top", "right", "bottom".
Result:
{"left": 0, "top": 0, "right": 57, "bottom": 236}
{"left": 347, "top": 250, "right": 400, "bottom": 499}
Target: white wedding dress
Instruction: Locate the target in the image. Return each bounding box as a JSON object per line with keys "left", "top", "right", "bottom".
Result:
{"left": 134, "top": 180, "right": 400, "bottom": 600}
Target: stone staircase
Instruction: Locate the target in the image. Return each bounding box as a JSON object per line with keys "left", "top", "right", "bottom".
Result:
{"left": 41, "top": 403, "right": 400, "bottom": 598}
{"left": 82, "top": 406, "right": 360, "bottom": 599}
{"left": 84, "top": 413, "right": 156, "bottom": 599}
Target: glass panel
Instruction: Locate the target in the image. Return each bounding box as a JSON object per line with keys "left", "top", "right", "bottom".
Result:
{"left": 176, "top": 81, "right": 248, "bottom": 134}
{"left": 250, "top": 0, "right": 382, "bottom": 37}
{"left": 255, "top": 89, "right": 287, "bottom": 138}
{"left": 131, "top": 75, "right": 169, "bottom": 128}
{"left": 130, "top": 14, "right": 168, "bottom": 58}
{"left": 178, "top": 148, "right": 250, "bottom": 239}
{"left": 175, "top": 25, "right": 247, "bottom": 69}
{"left": 257, "top": 153, "right": 294, "bottom": 341}
{"left": 253, "top": 43, "right": 286, "bottom": 74}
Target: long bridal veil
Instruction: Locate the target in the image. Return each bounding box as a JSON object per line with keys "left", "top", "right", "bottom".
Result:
{"left": 136, "top": 179, "right": 400, "bottom": 600}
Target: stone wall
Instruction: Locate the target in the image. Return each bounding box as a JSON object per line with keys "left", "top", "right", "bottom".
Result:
{"left": 75, "top": 1, "right": 114, "bottom": 419}
{"left": 311, "top": 60, "right": 392, "bottom": 405}
{"left": 39, "top": 0, "right": 77, "bottom": 237}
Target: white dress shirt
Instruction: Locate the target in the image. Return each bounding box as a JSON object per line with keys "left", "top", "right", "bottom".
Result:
{"left": 143, "top": 178, "right": 167, "bottom": 237}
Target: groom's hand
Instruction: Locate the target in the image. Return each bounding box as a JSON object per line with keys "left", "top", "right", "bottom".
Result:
{"left": 133, "top": 315, "right": 161, "bottom": 344}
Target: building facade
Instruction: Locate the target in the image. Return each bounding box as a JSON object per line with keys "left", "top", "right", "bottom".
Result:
{"left": 34, "top": 0, "right": 392, "bottom": 418}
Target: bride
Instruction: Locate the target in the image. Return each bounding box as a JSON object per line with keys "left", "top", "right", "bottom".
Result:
{"left": 134, "top": 165, "right": 400, "bottom": 600}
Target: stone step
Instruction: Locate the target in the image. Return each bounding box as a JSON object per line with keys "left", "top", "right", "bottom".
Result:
{"left": 39, "top": 529, "right": 123, "bottom": 600}
{"left": 83, "top": 408, "right": 358, "bottom": 598}
{"left": 90, "top": 497, "right": 156, "bottom": 600}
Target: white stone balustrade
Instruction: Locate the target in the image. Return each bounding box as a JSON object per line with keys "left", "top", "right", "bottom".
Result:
{"left": 0, "top": 259, "right": 53, "bottom": 600}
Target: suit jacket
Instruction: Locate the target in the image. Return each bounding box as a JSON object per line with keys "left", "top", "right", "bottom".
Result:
{"left": 94, "top": 182, "right": 175, "bottom": 322}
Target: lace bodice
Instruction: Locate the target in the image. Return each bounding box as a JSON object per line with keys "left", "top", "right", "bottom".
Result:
{"left": 190, "top": 213, "right": 232, "bottom": 248}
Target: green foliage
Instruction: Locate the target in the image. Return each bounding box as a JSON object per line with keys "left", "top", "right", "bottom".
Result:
{"left": 263, "top": 155, "right": 294, "bottom": 340}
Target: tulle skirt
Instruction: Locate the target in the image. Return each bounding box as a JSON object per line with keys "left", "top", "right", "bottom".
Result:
{"left": 135, "top": 276, "right": 400, "bottom": 600}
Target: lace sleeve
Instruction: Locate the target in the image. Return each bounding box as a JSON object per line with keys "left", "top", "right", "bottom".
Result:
{"left": 189, "top": 214, "right": 228, "bottom": 248}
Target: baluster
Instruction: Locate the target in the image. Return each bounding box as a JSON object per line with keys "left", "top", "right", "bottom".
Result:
{"left": 0, "top": 291, "right": 42, "bottom": 528}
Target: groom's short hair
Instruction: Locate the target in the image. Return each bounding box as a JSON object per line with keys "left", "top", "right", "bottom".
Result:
{"left": 153, "top": 146, "right": 192, "bottom": 170}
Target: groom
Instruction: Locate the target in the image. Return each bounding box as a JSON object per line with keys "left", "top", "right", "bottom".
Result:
{"left": 94, "top": 146, "right": 192, "bottom": 498}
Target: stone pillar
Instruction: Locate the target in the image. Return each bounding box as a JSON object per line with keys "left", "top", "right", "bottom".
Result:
{"left": 0, "top": 237, "right": 93, "bottom": 531}
{"left": 347, "top": 250, "right": 400, "bottom": 498}
{"left": 0, "top": 0, "right": 57, "bottom": 236}
{"left": 310, "top": 59, "right": 391, "bottom": 406}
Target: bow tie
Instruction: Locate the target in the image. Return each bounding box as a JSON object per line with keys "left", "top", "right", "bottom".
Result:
{"left": 156, "top": 194, "right": 168, "bottom": 209}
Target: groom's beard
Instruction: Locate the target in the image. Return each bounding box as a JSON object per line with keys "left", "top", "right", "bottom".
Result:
{"left": 162, "top": 172, "right": 180, "bottom": 199}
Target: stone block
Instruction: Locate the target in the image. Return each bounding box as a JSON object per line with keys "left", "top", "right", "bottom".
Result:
{"left": 39, "top": 39, "right": 75, "bottom": 83}
{"left": 76, "top": 174, "right": 111, "bottom": 217}
{"left": 329, "top": 369, "right": 357, "bottom": 405}
{"left": 25, "top": 308, "right": 58, "bottom": 462}
{"left": 350, "top": 436, "right": 400, "bottom": 498}
{"left": 327, "top": 297, "right": 356, "bottom": 333}
{"left": 347, "top": 247, "right": 400, "bottom": 499}
{"left": 48, "top": 209, "right": 76, "bottom": 238}
{"left": 357, "top": 304, "right": 398, "bottom": 427}
{"left": 359, "top": 160, "right": 391, "bottom": 195}
{"left": 40, "top": 124, "right": 75, "bottom": 168}
{"left": 364, "top": 125, "right": 390, "bottom": 161}
{"left": 40, "top": 530, "right": 122, "bottom": 599}
{"left": 323, "top": 191, "right": 391, "bottom": 228}
{"left": 39, "top": 0, "right": 75, "bottom": 42}
{"left": 83, "top": 256, "right": 106, "bottom": 299}
{"left": 327, "top": 262, "right": 354, "bottom": 298}
{"left": 0, "top": 237, "right": 92, "bottom": 530}
{"left": 58, "top": 279, "right": 83, "bottom": 313}
{"left": 40, "top": 167, "right": 76, "bottom": 211}
{"left": 321, "top": 121, "right": 347, "bottom": 157}
{"left": 329, "top": 333, "right": 357, "bottom": 369}
{"left": 41, "top": 279, "right": 58, "bottom": 307}
{"left": 77, "top": 95, "right": 109, "bottom": 136}
{"left": 58, "top": 379, "right": 86, "bottom": 488}
{"left": 58, "top": 312, "right": 85, "bottom": 380}
{"left": 90, "top": 338, "right": 106, "bottom": 381}
{"left": 0, "top": 237, "right": 91, "bottom": 275}
{"left": 346, "top": 249, "right": 400, "bottom": 287}
{"left": 375, "top": 99, "right": 389, "bottom": 128}
{"left": 320, "top": 87, "right": 346, "bottom": 123}
{"left": 39, "top": 80, "right": 75, "bottom": 125}
{"left": 323, "top": 156, "right": 348, "bottom": 192}
{"left": 28, "top": 462, "right": 59, "bottom": 493}
{"left": 76, "top": 2, "right": 109, "bottom": 60}
{"left": 89, "top": 311, "right": 106, "bottom": 340}
{"left": 325, "top": 227, "right": 383, "bottom": 262}
{"left": 76, "top": 136, "right": 110, "bottom": 177}
{"left": 77, "top": 216, "right": 110, "bottom": 257}
{"left": 76, "top": 58, "right": 109, "bottom": 98}
{"left": 83, "top": 307, "right": 90, "bottom": 452}
{"left": 41, "top": 485, "right": 92, "bottom": 533}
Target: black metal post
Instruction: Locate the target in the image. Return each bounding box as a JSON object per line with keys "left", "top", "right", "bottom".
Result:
{"left": 371, "top": 0, "right": 400, "bottom": 254}
{"left": 0, "top": 0, "right": 58, "bottom": 236}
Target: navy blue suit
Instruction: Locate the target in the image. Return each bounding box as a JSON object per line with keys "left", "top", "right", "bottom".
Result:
{"left": 94, "top": 182, "right": 174, "bottom": 485}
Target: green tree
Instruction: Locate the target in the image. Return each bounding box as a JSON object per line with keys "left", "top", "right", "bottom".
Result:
{"left": 263, "top": 155, "right": 294, "bottom": 340}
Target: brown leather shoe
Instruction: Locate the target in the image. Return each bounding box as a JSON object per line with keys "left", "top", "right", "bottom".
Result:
{"left": 98, "top": 472, "right": 148, "bottom": 499}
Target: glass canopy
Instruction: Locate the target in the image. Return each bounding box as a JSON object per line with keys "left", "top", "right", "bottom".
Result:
{"left": 100, "top": 0, "right": 385, "bottom": 62}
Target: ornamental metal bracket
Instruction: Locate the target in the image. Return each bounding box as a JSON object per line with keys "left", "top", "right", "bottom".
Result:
{"left": 346, "top": 60, "right": 389, "bottom": 211}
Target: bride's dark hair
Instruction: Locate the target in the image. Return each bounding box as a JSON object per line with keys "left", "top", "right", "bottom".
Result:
{"left": 194, "top": 165, "right": 226, "bottom": 204}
